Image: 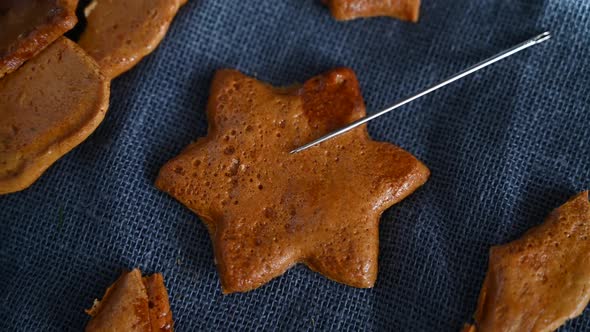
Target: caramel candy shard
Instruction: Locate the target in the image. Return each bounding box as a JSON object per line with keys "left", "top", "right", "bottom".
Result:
{"left": 86, "top": 269, "right": 174, "bottom": 332}
{"left": 143, "top": 273, "right": 174, "bottom": 332}
{"left": 0, "top": 37, "right": 110, "bottom": 195}
{"left": 78, "top": 0, "right": 186, "bottom": 78}
{"left": 469, "top": 191, "right": 590, "bottom": 332}
{"left": 156, "top": 68, "right": 430, "bottom": 293}
{"left": 0, "top": 0, "right": 77, "bottom": 78}
{"left": 323, "top": 0, "right": 420, "bottom": 22}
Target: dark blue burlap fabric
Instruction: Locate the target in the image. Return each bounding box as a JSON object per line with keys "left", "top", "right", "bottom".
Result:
{"left": 1, "top": 0, "right": 589, "bottom": 331}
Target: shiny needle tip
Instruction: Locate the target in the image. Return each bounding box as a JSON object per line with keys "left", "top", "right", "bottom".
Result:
{"left": 290, "top": 31, "right": 551, "bottom": 154}
{"left": 534, "top": 31, "right": 552, "bottom": 43}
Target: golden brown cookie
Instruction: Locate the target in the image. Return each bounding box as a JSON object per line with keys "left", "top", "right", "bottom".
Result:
{"left": 156, "top": 68, "right": 430, "bottom": 293}
{"left": 0, "top": 37, "right": 109, "bottom": 195}
{"left": 78, "top": 0, "right": 186, "bottom": 78}
{"left": 323, "top": 0, "right": 420, "bottom": 22}
{"left": 468, "top": 191, "right": 590, "bottom": 332}
{"left": 0, "top": 0, "right": 78, "bottom": 78}
{"left": 86, "top": 269, "right": 174, "bottom": 332}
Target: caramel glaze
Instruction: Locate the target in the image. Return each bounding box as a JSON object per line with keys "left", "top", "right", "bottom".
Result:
{"left": 86, "top": 269, "right": 174, "bottom": 332}
{"left": 322, "top": 0, "right": 420, "bottom": 22}
{"left": 466, "top": 191, "right": 590, "bottom": 332}
{"left": 156, "top": 68, "right": 430, "bottom": 293}
{"left": 0, "top": 37, "right": 109, "bottom": 195}
{"left": 78, "top": 0, "right": 187, "bottom": 79}
{"left": 0, "top": 0, "right": 77, "bottom": 78}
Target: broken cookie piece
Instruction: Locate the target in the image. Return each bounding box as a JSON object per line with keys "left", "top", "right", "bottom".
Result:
{"left": 156, "top": 68, "right": 429, "bottom": 293}
{"left": 0, "top": 37, "right": 109, "bottom": 195}
{"left": 86, "top": 269, "right": 174, "bottom": 332}
{"left": 466, "top": 191, "right": 590, "bottom": 332}
{"left": 323, "top": 0, "right": 420, "bottom": 22}
{"left": 78, "top": 0, "right": 186, "bottom": 78}
{"left": 0, "top": 0, "right": 78, "bottom": 78}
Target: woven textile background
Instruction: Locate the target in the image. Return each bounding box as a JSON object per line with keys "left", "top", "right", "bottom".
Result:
{"left": 1, "top": 0, "right": 589, "bottom": 331}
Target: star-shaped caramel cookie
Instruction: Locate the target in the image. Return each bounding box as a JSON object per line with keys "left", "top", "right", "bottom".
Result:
{"left": 465, "top": 191, "right": 590, "bottom": 332}
{"left": 156, "top": 68, "right": 429, "bottom": 293}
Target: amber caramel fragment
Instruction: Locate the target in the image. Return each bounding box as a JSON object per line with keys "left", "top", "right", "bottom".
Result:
{"left": 469, "top": 191, "right": 590, "bottom": 332}
{"left": 86, "top": 269, "right": 173, "bottom": 332}
{"left": 323, "top": 0, "right": 420, "bottom": 22}
{"left": 0, "top": 0, "right": 77, "bottom": 77}
{"left": 79, "top": 0, "right": 186, "bottom": 78}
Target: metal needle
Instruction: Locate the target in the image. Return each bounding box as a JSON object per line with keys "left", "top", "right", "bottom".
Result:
{"left": 290, "top": 31, "right": 551, "bottom": 154}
